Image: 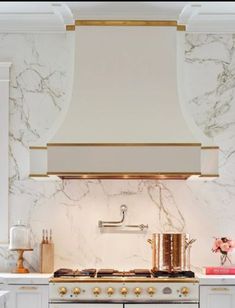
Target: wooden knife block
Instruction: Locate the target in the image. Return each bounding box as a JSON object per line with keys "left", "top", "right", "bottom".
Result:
{"left": 40, "top": 243, "right": 54, "bottom": 273}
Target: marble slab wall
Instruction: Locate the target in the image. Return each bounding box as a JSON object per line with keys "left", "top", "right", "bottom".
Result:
{"left": 0, "top": 33, "right": 235, "bottom": 272}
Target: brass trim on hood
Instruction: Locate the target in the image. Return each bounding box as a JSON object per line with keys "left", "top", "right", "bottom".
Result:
{"left": 29, "top": 146, "right": 47, "bottom": 150}
{"left": 201, "top": 146, "right": 219, "bottom": 149}
{"left": 199, "top": 174, "right": 219, "bottom": 178}
{"left": 75, "top": 20, "right": 178, "bottom": 27}
{"left": 29, "top": 174, "right": 49, "bottom": 178}
{"left": 47, "top": 172, "right": 201, "bottom": 180}
{"left": 47, "top": 143, "right": 201, "bottom": 147}
{"left": 177, "top": 25, "right": 186, "bottom": 31}
{"left": 66, "top": 25, "right": 76, "bottom": 31}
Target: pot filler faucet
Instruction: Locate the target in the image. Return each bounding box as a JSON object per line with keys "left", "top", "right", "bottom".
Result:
{"left": 98, "top": 204, "right": 148, "bottom": 231}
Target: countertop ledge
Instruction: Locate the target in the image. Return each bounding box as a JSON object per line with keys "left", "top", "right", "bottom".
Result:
{"left": 196, "top": 273, "right": 235, "bottom": 285}
{"left": 0, "top": 273, "right": 52, "bottom": 284}
{"left": 0, "top": 291, "right": 9, "bottom": 298}
{"left": 1, "top": 272, "right": 235, "bottom": 285}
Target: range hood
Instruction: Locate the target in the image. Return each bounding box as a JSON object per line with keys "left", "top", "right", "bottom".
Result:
{"left": 30, "top": 20, "right": 219, "bottom": 180}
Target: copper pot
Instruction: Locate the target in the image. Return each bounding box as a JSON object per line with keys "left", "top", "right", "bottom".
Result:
{"left": 148, "top": 233, "right": 196, "bottom": 272}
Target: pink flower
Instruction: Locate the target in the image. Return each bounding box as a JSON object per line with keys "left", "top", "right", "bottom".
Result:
{"left": 212, "top": 237, "right": 235, "bottom": 255}
{"left": 229, "top": 241, "right": 235, "bottom": 248}
{"left": 215, "top": 239, "right": 223, "bottom": 248}
{"left": 220, "top": 242, "right": 230, "bottom": 252}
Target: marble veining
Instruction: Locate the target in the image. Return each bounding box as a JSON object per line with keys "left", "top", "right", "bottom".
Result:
{"left": 0, "top": 33, "right": 235, "bottom": 271}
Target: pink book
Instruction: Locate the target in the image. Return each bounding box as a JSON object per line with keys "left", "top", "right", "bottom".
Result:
{"left": 204, "top": 266, "right": 235, "bottom": 275}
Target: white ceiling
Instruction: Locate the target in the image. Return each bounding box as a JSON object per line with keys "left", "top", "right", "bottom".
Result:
{"left": 1, "top": 1, "right": 235, "bottom": 32}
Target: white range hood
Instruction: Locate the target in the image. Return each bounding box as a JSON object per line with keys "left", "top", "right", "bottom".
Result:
{"left": 30, "top": 20, "right": 219, "bottom": 180}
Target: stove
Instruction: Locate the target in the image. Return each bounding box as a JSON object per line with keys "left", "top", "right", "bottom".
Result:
{"left": 49, "top": 268, "right": 199, "bottom": 307}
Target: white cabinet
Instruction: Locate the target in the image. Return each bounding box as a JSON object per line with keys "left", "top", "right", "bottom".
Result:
{"left": 0, "top": 295, "right": 5, "bottom": 308}
{"left": 6, "top": 285, "right": 48, "bottom": 308}
{"left": 200, "top": 286, "right": 235, "bottom": 308}
{"left": 0, "top": 291, "right": 10, "bottom": 308}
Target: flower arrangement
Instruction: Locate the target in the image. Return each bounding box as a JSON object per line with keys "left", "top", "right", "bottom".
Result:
{"left": 212, "top": 237, "right": 235, "bottom": 266}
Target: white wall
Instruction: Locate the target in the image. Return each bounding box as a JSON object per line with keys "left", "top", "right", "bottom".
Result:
{"left": 0, "top": 32, "right": 235, "bottom": 272}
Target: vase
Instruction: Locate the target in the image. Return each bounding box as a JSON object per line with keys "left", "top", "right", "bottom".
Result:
{"left": 220, "top": 253, "right": 232, "bottom": 266}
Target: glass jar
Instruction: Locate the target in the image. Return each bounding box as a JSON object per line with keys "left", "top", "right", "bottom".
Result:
{"left": 9, "top": 221, "right": 31, "bottom": 250}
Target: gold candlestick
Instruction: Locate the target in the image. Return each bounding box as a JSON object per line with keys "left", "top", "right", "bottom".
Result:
{"left": 11, "top": 249, "right": 33, "bottom": 274}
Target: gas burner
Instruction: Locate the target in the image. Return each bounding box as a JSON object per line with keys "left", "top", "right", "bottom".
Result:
{"left": 151, "top": 270, "right": 195, "bottom": 278}
{"left": 97, "top": 269, "right": 151, "bottom": 278}
{"left": 54, "top": 268, "right": 96, "bottom": 278}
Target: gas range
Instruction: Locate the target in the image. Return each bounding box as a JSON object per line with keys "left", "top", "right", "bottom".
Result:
{"left": 49, "top": 268, "right": 199, "bottom": 307}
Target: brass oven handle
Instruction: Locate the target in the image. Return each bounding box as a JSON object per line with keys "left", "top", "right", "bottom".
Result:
{"left": 19, "top": 286, "right": 38, "bottom": 291}
{"left": 211, "top": 287, "right": 230, "bottom": 292}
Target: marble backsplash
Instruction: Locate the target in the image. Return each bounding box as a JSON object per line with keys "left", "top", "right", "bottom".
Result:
{"left": 0, "top": 32, "right": 235, "bottom": 272}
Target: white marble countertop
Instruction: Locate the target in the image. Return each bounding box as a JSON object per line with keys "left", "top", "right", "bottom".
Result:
{"left": 196, "top": 273, "right": 235, "bottom": 285}
{"left": 0, "top": 273, "right": 52, "bottom": 284}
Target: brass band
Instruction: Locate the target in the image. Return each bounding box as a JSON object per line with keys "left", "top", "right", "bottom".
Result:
{"left": 50, "top": 277, "right": 198, "bottom": 283}
{"left": 47, "top": 143, "right": 201, "bottom": 147}
{"left": 66, "top": 20, "right": 186, "bottom": 31}
{"left": 75, "top": 20, "right": 178, "bottom": 27}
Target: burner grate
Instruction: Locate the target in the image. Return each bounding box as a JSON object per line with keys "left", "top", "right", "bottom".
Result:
{"left": 151, "top": 270, "right": 195, "bottom": 278}
{"left": 54, "top": 268, "right": 96, "bottom": 278}
{"left": 97, "top": 269, "right": 151, "bottom": 278}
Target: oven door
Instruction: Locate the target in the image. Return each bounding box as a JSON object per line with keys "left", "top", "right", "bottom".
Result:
{"left": 50, "top": 304, "right": 122, "bottom": 308}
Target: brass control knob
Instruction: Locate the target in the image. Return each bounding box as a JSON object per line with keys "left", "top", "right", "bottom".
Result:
{"left": 120, "top": 287, "right": 128, "bottom": 296}
{"left": 59, "top": 287, "right": 67, "bottom": 296}
{"left": 73, "top": 287, "right": 81, "bottom": 296}
{"left": 181, "top": 287, "right": 190, "bottom": 296}
{"left": 147, "top": 287, "right": 156, "bottom": 297}
{"left": 93, "top": 287, "right": 101, "bottom": 297}
{"left": 107, "top": 287, "right": 115, "bottom": 296}
{"left": 134, "top": 287, "right": 142, "bottom": 297}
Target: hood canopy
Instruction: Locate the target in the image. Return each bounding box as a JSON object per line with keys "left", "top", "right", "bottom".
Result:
{"left": 29, "top": 20, "right": 219, "bottom": 180}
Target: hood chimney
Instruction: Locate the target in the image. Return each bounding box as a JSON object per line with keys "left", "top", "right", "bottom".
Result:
{"left": 30, "top": 20, "right": 219, "bottom": 180}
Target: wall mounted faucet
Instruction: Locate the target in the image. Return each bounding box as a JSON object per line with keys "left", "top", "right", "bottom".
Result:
{"left": 98, "top": 204, "right": 148, "bottom": 232}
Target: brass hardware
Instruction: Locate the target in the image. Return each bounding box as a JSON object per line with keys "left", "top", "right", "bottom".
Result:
{"left": 59, "top": 287, "right": 67, "bottom": 296}
{"left": 134, "top": 287, "right": 142, "bottom": 296}
{"left": 107, "top": 287, "right": 115, "bottom": 296}
{"left": 72, "top": 287, "right": 81, "bottom": 295}
{"left": 29, "top": 146, "right": 47, "bottom": 150}
{"left": 66, "top": 25, "right": 75, "bottom": 31}
{"left": 177, "top": 25, "right": 186, "bottom": 31}
{"left": 201, "top": 146, "right": 219, "bottom": 149}
{"left": 147, "top": 287, "right": 156, "bottom": 296}
{"left": 199, "top": 174, "right": 219, "bottom": 178}
{"left": 93, "top": 287, "right": 101, "bottom": 296}
{"left": 181, "top": 287, "right": 190, "bottom": 296}
{"left": 211, "top": 287, "right": 230, "bottom": 292}
{"left": 19, "top": 286, "right": 38, "bottom": 290}
{"left": 120, "top": 287, "right": 128, "bottom": 296}
{"left": 29, "top": 174, "right": 49, "bottom": 178}
{"left": 75, "top": 20, "right": 178, "bottom": 27}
